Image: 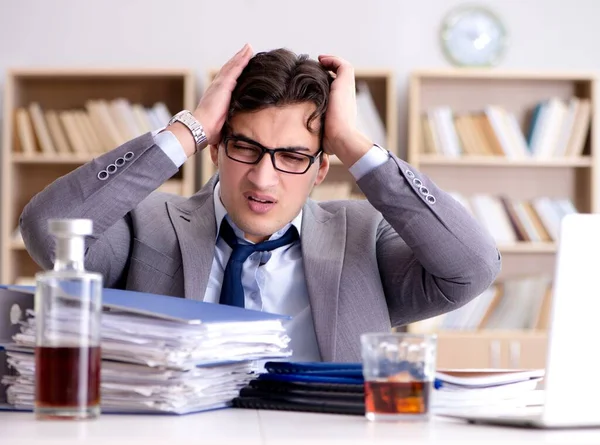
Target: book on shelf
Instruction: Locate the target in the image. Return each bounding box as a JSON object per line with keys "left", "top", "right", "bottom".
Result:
{"left": 409, "top": 273, "right": 553, "bottom": 334}
{"left": 421, "top": 97, "right": 591, "bottom": 159}
{"left": 355, "top": 81, "right": 388, "bottom": 148}
{"left": 13, "top": 100, "right": 172, "bottom": 157}
{"left": 450, "top": 192, "right": 577, "bottom": 245}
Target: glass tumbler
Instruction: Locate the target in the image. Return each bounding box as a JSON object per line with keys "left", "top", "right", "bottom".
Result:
{"left": 361, "top": 332, "right": 437, "bottom": 421}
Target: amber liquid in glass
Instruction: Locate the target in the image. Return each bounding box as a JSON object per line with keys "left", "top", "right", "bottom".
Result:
{"left": 365, "top": 380, "right": 430, "bottom": 418}
{"left": 35, "top": 346, "right": 101, "bottom": 418}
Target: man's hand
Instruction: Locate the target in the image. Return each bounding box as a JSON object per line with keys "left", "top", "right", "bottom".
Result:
{"left": 167, "top": 44, "right": 253, "bottom": 157}
{"left": 318, "top": 55, "right": 373, "bottom": 167}
{"left": 195, "top": 44, "right": 253, "bottom": 146}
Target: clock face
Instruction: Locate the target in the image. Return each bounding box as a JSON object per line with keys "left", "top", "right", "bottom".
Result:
{"left": 440, "top": 6, "right": 508, "bottom": 67}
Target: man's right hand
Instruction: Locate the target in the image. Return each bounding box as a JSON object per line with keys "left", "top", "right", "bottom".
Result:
{"left": 194, "top": 44, "right": 253, "bottom": 147}
{"left": 165, "top": 44, "right": 253, "bottom": 158}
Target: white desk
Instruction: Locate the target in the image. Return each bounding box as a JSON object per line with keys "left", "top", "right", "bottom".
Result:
{"left": 2, "top": 409, "right": 600, "bottom": 445}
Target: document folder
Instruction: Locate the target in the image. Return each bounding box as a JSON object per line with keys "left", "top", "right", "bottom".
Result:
{"left": 232, "top": 361, "right": 366, "bottom": 416}
{"left": 0, "top": 286, "right": 292, "bottom": 415}
{"left": 1, "top": 285, "right": 290, "bottom": 324}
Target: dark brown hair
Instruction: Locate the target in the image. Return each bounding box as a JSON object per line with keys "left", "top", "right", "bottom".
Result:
{"left": 226, "top": 48, "right": 333, "bottom": 141}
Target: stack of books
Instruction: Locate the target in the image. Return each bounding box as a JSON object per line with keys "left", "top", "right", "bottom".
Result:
{"left": 0, "top": 287, "right": 292, "bottom": 414}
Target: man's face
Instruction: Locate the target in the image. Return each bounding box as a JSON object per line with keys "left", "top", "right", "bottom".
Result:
{"left": 210, "top": 103, "right": 329, "bottom": 243}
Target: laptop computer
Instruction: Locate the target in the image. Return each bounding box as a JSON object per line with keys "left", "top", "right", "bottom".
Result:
{"left": 440, "top": 213, "right": 600, "bottom": 428}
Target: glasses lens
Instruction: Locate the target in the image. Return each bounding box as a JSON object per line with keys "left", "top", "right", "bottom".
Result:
{"left": 225, "top": 139, "right": 313, "bottom": 174}
{"left": 274, "top": 151, "right": 311, "bottom": 173}
{"left": 226, "top": 140, "right": 262, "bottom": 163}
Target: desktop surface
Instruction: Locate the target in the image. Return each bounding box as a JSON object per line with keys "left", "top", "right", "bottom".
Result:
{"left": 2, "top": 409, "right": 600, "bottom": 445}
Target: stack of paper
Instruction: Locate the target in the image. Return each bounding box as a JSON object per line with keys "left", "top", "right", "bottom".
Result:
{"left": 0, "top": 287, "right": 292, "bottom": 414}
{"left": 433, "top": 369, "right": 545, "bottom": 415}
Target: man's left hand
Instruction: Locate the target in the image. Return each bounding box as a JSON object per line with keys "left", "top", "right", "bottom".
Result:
{"left": 318, "top": 55, "right": 373, "bottom": 166}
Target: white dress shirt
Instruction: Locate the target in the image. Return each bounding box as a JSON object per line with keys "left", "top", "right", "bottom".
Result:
{"left": 153, "top": 130, "right": 389, "bottom": 361}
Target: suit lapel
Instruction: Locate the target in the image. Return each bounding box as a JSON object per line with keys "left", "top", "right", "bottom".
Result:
{"left": 167, "top": 177, "right": 218, "bottom": 301}
{"left": 301, "top": 200, "right": 347, "bottom": 362}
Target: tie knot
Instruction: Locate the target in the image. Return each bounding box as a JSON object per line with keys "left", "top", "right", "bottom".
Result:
{"left": 219, "top": 219, "right": 299, "bottom": 264}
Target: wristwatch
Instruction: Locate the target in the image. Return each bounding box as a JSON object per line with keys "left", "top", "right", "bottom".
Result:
{"left": 167, "top": 110, "right": 208, "bottom": 154}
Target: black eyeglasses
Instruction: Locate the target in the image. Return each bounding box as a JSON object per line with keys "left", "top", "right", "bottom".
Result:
{"left": 222, "top": 135, "right": 323, "bottom": 175}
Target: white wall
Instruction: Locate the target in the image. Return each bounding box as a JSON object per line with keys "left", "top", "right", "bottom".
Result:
{"left": 1, "top": 0, "right": 599, "bottom": 158}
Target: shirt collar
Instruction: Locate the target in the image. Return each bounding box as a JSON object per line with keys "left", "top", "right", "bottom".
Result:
{"left": 213, "top": 181, "right": 302, "bottom": 244}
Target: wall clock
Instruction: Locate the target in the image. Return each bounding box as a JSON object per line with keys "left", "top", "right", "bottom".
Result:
{"left": 440, "top": 5, "right": 508, "bottom": 67}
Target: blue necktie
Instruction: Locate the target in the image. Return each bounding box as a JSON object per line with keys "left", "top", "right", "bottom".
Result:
{"left": 218, "top": 219, "right": 299, "bottom": 308}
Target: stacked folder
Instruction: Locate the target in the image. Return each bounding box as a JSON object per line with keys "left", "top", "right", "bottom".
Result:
{"left": 0, "top": 286, "right": 292, "bottom": 414}
{"left": 233, "top": 362, "right": 365, "bottom": 415}
{"left": 433, "top": 369, "right": 545, "bottom": 414}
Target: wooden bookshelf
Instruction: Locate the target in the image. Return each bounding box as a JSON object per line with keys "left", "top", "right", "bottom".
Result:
{"left": 407, "top": 68, "right": 597, "bottom": 369}
{"left": 436, "top": 330, "right": 548, "bottom": 370}
{"left": 1, "top": 68, "right": 197, "bottom": 284}
{"left": 198, "top": 69, "right": 398, "bottom": 200}
{"left": 418, "top": 154, "right": 593, "bottom": 168}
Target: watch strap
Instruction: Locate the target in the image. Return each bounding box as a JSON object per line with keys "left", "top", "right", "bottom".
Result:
{"left": 168, "top": 110, "right": 208, "bottom": 154}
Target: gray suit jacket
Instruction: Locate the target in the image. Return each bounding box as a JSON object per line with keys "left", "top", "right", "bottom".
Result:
{"left": 20, "top": 132, "right": 501, "bottom": 362}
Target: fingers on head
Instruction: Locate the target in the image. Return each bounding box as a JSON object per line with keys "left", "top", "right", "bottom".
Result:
{"left": 218, "top": 44, "right": 253, "bottom": 79}
{"left": 319, "top": 55, "right": 352, "bottom": 72}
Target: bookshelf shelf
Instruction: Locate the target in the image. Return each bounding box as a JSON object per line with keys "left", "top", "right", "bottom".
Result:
{"left": 1, "top": 68, "right": 197, "bottom": 284}
{"left": 411, "top": 68, "right": 597, "bottom": 81}
{"left": 498, "top": 242, "right": 557, "bottom": 254}
{"left": 436, "top": 330, "right": 548, "bottom": 369}
{"left": 198, "top": 69, "right": 398, "bottom": 202}
{"left": 407, "top": 69, "right": 597, "bottom": 369}
{"left": 419, "top": 155, "right": 593, "bottom": 168}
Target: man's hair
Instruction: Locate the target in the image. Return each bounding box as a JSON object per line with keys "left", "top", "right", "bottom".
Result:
{"left": 226, "top": 48, "right": 334, "bottom": 142}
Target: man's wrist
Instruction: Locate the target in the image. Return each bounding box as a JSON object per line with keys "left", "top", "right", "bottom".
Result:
{"left": 165, "top": 110, "right": 209, "bottom": 158}
{"left": 163, "top": 122, "right": 197, "bottom": 158}
{"left": 330, "top": 130, "right": 373, "bottom": 166}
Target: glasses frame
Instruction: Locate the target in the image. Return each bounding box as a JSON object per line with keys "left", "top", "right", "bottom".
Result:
{"left": 222, "top": 135, "right": 323, "bottom": 175}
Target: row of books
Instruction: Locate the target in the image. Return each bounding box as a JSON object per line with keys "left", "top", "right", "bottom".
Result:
{"left": 410, "top": 274, "right": 552, "bottom": 333}
{"left": 14, "top": 100, "right": 172, "bottom": 157}
{"left": 451, "top": 193, "right": 577, "bottom": 244}
{"left": 355, "top": 81, "right": 388, "bottom": 148}
{"left": 422, "top": 97, "right": 591, "bottom": 159}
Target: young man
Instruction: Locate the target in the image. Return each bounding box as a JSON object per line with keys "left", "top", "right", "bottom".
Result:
{"left": 20, "top": 45, "right": 501, "bottom": 362}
